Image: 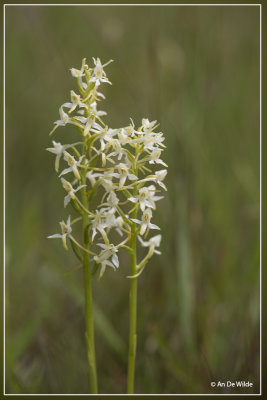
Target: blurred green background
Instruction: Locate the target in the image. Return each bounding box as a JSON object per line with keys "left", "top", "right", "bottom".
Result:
{"left": 5, "top": 5, "right": 260, "bottom": 395}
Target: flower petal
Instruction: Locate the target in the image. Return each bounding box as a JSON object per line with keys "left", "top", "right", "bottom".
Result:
{"left": 112, "top": 254, "right": 119, "bottom": 269}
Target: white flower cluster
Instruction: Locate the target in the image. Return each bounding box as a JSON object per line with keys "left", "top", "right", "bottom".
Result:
{"left": 47, "top": 57, "right": 167, "bottom": 278}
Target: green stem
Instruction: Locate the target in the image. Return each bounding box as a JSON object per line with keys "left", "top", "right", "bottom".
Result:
{"left": 127, "top": 182, "right": 138, "bottom": 394}
{"left": 81, "top": 145, "right": 98, "bottom": 394}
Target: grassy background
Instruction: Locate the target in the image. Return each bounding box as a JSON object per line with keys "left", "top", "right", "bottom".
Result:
{"left": 5, "top": 5, "right": 260, "bottom": 394}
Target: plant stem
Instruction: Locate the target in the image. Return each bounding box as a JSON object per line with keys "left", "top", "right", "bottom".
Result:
{"left": 81, "top": 146, "right": 98, "bottom": 394}
{"left": 127, "top": 183, "right": 138, "bottom": 394}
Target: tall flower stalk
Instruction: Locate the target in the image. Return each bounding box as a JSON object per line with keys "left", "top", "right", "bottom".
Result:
{"left": 47, "top": 57, "right": 167, "bottom": 394}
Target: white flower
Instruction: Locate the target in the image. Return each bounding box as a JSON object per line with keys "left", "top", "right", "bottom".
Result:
{"left": 106, "top": 191, "right": 119, "bottom": 208}
{"left": 49, "top": 104, "right": 70, "bottom": 135}
{"left": 70, "top": 68, "right": 85, "bottom": 78}
{"left": 94, "top": 243, "right": 119, "bottom": 266}
{"left": 138, "top": 234, "right": 162, "bottom": 255}
{"left": 49, "top": 103, "right": 86, "bottom": 135}
{"left": 48, "top": 216, "right": 72, "bottom": 250}
{"left": 153, "top": 170, "right": 167, "bottom": 190}
{"left": 118, "top": 122, "right": 136, "bottom": 145}
{"left": 89, "top": 101, "right": 107, "bottom": 118}
{"left": 141, "top": 170, "right": 168, "bottom": 191}
{"left": 148, "top": 149, "right": 168, "bottom": 167}
{"left": 70, "top": 58, "right": 88, "bottom": 90}
{"left": 111, "top": 163, "right": 137, "bottom": 188}
{"left": 94, "top": 243, "right": 119, "bottom": 278}
{"left": 57, "top": 104, "right": 70, "bottom": 125}
{"left": 46, "top": 141, "right": 73, "bottom": 172}
{"left": 59, "top": 151, "right": 84, "bottom": 180}
{"left": 86, "top": 170, "right": 99, "bottom": 186}
{"left": 128, "top": 185, "right": 163, "bottom": 212}
{"left": 90, "top": 57, "right": 113, "bottom": 87}
{"left": 141, "top": 118, "right": 158, "bottom": 132}
{"left": 72, "top": 115, "right": 88, "bottom": 125}
{"left": 68, "top": 90, "right": 88, "bottom": 113}
{"left": 91, "top": 210, "right": 107, "bottom": 241}
{"left": 104, "top": 137, "right": 125, "bottom": 160}
{"left": 91, "top": 123, "right": 110, "bottom": 151}
{"left": 137, "top": 130, "right": 165, "bottom": 150}
{"left": 113, "top": 216, "right": 124, "bottom": 236}
{"left": 90, "top": 125, "right": 118, "bottom": 165}
{"left": 61, "top": 178, "right": 86, "bottom": 207}
{"left": 99, "top": 170, "right": 116, "bottom": 192}
{"left": 132, "top": 208, "right": 160, "bottom": 236}
{"left": 95, "top": 90, "right": 106, "bottom": 100}
{"left": 102, "top": 207, "right": 124, "bottom": 236}
{"left": 81, "top": 102, "right": 107, "bottom": 137}
{"left": 83, "top": 117, "right": 97, "bottom": 137}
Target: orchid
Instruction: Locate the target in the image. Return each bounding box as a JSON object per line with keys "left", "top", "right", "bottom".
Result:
{"left": 68, "top": 90, "right": 88, "bottom": 113}
{"left": 46, "top": 140, "right": 74, "bottom": 172}
{"left": 128, "top": 185, "right": 163, "bottom": 211}
{"left": 47, "top": 216, "right": 72, "bottom": 250}
{"left": 138, "top": 234, "right": 162, "bottom": 255}
{"left": 90, "top": 210, "right": 108, "bottom": 241}
{"left": 132, "top": 208, "right": 160, "bottom": 236}
{"left": 148, "top": 148, "right": 168, "bottom": 167}
{"left": 59, "top": 151, "right": 84, "bottom": 180}
{"left": 111, "top": 163, "right": 137, "bottom": 188}
{"left": 90, "top": 57, "right": 113, "bottom": 86}
{"left": 61, "top": 178, "right": 86, "bottom": 207}
{"left": 47, "top": 57, "right": 167, "bottom": 395}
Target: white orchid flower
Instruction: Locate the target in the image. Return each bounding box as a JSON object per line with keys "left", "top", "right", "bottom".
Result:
{"left": 104, "top": 137, "right": 125, "bottom": 160}
{"left": 49, "top": 103, "right": 87, "bottom": 135}
{"left": 87, "top": 170, "right": 115, "bottom": 192}
{"left": 140, "top": 169, "right": 167, "bottom": 191}
{"left": 46, "top": 141, "right": 75, "bottom": 172}
{"left": 68, "top": 90, "right": 88, "bottom": 114}
{"left": 90, "top": 57, "right": 113, "bottom": 87}
{"left": 128, "top": 185, "right": 163, "bottom": 212}
{"left": 152, "top": 170, "right": 167, "bottom": 190}
{"left": 138, "top": 234, "right": 162, "bottom": 255}
{"left": 141, "top": 118, "right": 158, "bottom": 132}
{"left": 94, "top": 242, "right": 119, "bottom": 266}
{"left": 59, "top": 151, "right": 84, "bottom": 180}
{"left": 106, "top": 191, "right": 119, "bottom": 207}
{"left": 48, "top": 216, "right": 72, "bottom": 250}
{"left": 111, "top": 163, "right": 137, "bottom": 188}
{"left": 90, "top": 123, "right": 110, "bottom": 150}
{"left": 137, "top": 131, "right": 165, "bottom": 150}
{"left": 89, "top": 101, "right": 107, "bottom": 118}
{"left": 148, "top": 149, "right": 168, "bottom": 167}
{"left": 86, "top": 170, "right": 99, "bottom": 186}
{"left": 93, "top": 243, "right": 118, "bottom": 279}
{"left": 103, "top": 207, "right": 124, "bottom": 236}
{"left": 70, "top": 58, "right": 89, "bottom": 90}
{"left": 49, "top": 104, "right": 70, "bottom": 135}
{"left": 72, "top": 115, "right": 88, "bottom": 125}
{"left": 132, "top": 208, "right": 160, "bottom": 236}
{"left": 61, "top": 178, "right": 86, "bottom": 207}
{"left": 90, "top": 210, "right": 108, "bottom": 241}
{"left": 70, "top": 68, "right": 85, "bottom": 78}
{"left": 100, "top": 191, "right": 120, "bottom": 211}
{"left": 98, "top": 171, "right": 116, "bottom": 192}
{"left": 118, "top": 127, "right": 133, "bottom": 145}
